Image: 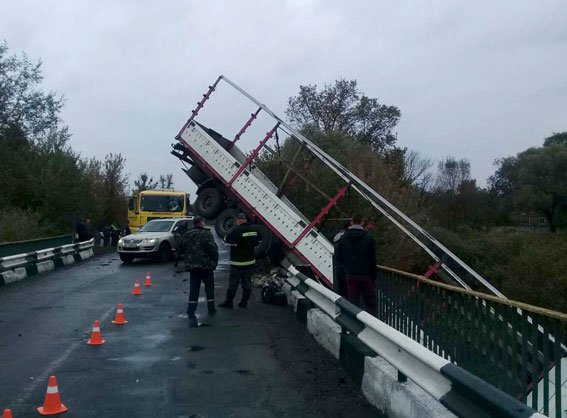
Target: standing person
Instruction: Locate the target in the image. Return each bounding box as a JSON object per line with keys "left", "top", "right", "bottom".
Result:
{"left": 362, "top": 218, "right": 376, "bottom": 233}
{"left": 182, "top": 216, "right": 219, "bottom": 327}
{"left": 84, "top": 218, "right": 94, "bottom": 241}
{"left": 332, "top": 220, "right": 351, "bottom": 297}
{"left": 336, "top": 214, "right": 377, "bottom": 315}
{"left": 75, "top": 219, "right": 86, "bottom": 242}
{"left": 76, "top": 218, "right": 94, "bottom": 242}
{"left": 218, "top": 213, "right": 259, "bottom": 309}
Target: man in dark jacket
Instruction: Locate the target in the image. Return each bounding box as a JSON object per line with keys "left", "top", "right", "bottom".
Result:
{"left": 336, "top": 214, "right": 377, "bottom": 315}
{"left": 219, "top": 213, "right": 259, "bottom": 309}
{"left": 182, "top": 216, "right": 219, "bottom": 327}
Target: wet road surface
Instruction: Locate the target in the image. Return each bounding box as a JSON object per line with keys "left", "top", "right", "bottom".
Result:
{"left": 0, "top": 240, "right": 381, "bottom": 417}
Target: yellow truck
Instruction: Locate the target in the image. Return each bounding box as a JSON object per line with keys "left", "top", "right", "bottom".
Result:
{"left": 127, "top": 189, "right": 190, "bottom": 233}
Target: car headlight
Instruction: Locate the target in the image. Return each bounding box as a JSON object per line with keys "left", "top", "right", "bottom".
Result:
{"left": 141, "top": 238, "right": 159, "bottom": 244}
{"left": 118, "top": 238, "right": 124, "bottom": 245}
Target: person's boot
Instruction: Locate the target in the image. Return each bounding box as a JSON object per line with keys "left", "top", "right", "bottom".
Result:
{"left": 188, "top": 314, "right": 198, "bottom": 328}
{"left": 218, "top": 289, "right": 236, "bottom": 309}
{"left": 207, "top": 301, "right": 217, "bottom": 315}
{"left": 238, "top": 289, "right": 252, "bottom": 308}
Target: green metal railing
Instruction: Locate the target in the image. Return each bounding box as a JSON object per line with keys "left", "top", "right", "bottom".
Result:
{"left": 0, "top": 235, "right": 73, "bottom": 258}
{"left": 377, "top": 266, "right": 567, "bottom": 418}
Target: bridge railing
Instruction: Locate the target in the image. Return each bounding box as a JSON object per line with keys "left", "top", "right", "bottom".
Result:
{"left": 285, "top": 265, "right": 544, "bottom": 418}
{"left": 0, "top": 234, "right": 73, "bottom": 258}
{"left": 377, "top": 265, "right": 567, "bottom": 418}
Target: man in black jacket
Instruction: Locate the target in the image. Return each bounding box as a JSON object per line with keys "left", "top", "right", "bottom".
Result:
{"left": 219, "top": 213, "right": 259, "bottom": 309}
{"left": 182, "top": 216, "right": 219, "bottom": 327}
{"left": 335, "top": 214, "right": 377, "bottom": 315}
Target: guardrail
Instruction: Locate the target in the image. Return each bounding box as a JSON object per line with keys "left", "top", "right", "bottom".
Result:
{"left": 285, "top": 265, "right": 545, "bottom": 418}
{"left": 377, "top": 265, "right": 567, "bottom": 418}
{"left": 0, "top": 234, "right": 73, "bottom": 258}
{"left": 0, "top": 239, "right": 95, "bottom": 286}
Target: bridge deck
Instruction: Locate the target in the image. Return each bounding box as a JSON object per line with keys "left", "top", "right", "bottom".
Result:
{"left": 0, "top": 236, "right": 380, "bottom": 417}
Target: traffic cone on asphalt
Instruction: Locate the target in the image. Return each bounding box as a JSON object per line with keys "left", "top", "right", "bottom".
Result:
{"left": 3, "top": 409, "right": 13, "bottom": 418}
{"left": 144, "top": 272, "right": 152, "bottom": 287}
{"left": 132, "top": 280, "right": 142, "bottom": 295}
{"left": 36, "top": 375, "right": 68, "bottom": 415}
{"left": 111, "top": 304, "right": 128, "bottom": 325}
{"left": 87, "top": 320, "right": 105, "bottom": 345}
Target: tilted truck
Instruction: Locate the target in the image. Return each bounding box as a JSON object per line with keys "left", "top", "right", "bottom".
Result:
{"left": 170, "top": 75, "right": 505, "bottom": 297}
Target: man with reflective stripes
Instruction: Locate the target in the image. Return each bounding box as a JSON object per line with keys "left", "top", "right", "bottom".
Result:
{"left": 219, "top": 213, "right": 259, "bottom": 309}
{"left": 182, "top": 216, "right": 219, "bottom": 327}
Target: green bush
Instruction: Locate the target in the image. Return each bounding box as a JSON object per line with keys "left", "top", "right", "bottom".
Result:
{"left": 412, "top": 227, "right": 567, "bottom": 313}
{"left": 0, "top": 207, "right": 53, "bottom": 242}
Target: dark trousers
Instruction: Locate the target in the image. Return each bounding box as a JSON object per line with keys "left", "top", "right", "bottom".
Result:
{"left": 228, "top": 265, "right": 254, "bottom": 292}
{"left": 346, "top": 274, "right": 377, "bottom": 316}
{"left": 187, "top": 269, "right": 215, "bottom": 316}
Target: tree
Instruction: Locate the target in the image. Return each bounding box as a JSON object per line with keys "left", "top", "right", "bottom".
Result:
{"left": 402, "top": 149, "right": 433, "bottom": 190}
{"left": 133, "top": 172, "right": 157, "bottom": 193}
{"left": 514, "top": 144, "right": 567, "bottom": 232}
{"left": 544, "top": 131, "right": 567, "bottom": 147}
{"left": 101, "top": 153, "right": 128, "bottom": 224}
{"left": 159, "top": 174, "right": 174, "bottom": 189}
{"left": 435, "top": 156, "right": 471, "bottom": 193}
{"left": 488, "top": 156, "right": 518, "bottom": 197}
{"left": 286, "top": 79, "right": 401, "bottom": 154}
{"left": 0, "top": 41, "right": 67, "bottom": 143}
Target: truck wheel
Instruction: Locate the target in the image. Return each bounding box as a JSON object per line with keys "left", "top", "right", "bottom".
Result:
{"left": 215, "top": 208, "right": 239, "bottom": 238}
{"left": 194, "top": 187, "right": 224, "bottom": 219}
{"left": 251, "top": 224, "right": 274, "bottom": 259}
{"left": 120, "top": 254, "right": 134, "bottom": 264}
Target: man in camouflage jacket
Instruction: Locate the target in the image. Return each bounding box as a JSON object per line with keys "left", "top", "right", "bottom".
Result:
{"left": 182, "top": 216, "right": 219, "bottom": 327}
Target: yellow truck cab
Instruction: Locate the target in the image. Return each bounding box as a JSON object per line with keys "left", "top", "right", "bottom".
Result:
{"left": 127, "top": 189, "right": 190, "bottom": 233}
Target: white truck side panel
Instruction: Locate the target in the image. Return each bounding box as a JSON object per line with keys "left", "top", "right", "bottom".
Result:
{"left": 180, "top": 123, "right": 334, "bottom": 282}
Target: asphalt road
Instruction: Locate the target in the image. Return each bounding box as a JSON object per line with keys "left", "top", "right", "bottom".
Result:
{"left": 0, "top": 239, "right": 381, "bottom": 417}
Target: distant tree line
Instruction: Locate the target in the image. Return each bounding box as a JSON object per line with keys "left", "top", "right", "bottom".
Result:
{"left": 258, "top": 79, "right": 567, "bottom": 311}
{"left": 0, "top": 42, "right": 129, "bottom": 241}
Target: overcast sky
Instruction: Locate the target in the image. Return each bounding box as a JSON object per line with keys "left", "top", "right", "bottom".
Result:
{"left": 2, "top": 0, "right": 566, "bottom": 194}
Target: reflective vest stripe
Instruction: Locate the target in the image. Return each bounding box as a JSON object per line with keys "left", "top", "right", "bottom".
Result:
{"left": 229, "top": 260, "right": 256, "bottom": 266}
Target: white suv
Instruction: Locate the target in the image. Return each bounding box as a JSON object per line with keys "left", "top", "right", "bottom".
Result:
{"left": 117, "top": 217, "right": 193, "bottom": 264}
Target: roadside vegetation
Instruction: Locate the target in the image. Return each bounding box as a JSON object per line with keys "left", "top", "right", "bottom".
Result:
{"left": 0, "top": 42, "right": 129, "bottom": 241}
{"left": 258, "top": 80, "right": 567, "bottom": 312}
{"left": 1, "top": 42, "right": 565, "bottom": 311}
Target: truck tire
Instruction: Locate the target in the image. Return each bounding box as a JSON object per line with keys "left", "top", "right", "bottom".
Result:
{"left": 194, "top": 187, "right": 224, "bottom": 219}
{"left": 215, "top": 208, "right": 239, "bottom": 238}
{"left": 251, "top": 224, "right": 274, "bottom": 259}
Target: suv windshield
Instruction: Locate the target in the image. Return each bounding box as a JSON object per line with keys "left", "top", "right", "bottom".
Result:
{"left": 140, "top": 195, "right": 184, "bottom": 213}
{"left": 137, "top": 221, "right": 174, "bottom": 233}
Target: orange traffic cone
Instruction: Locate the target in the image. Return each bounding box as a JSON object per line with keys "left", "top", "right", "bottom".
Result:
{"left": 37, "top": 375, "right": 68, "bottom": 415}
{"left": 131, "top": 280, "right": 142, "bottom": 295}
{"left": 3, "top": 409, "right": 13, "bottom": 418}
{"left": 87, "top": 320, "right": 105, "bottom": 345}
{"left": 144, "top": 272, "right": 152, "bottom": 287}
{"left": 111, "top": 304, "right": 128, "bottom": 325}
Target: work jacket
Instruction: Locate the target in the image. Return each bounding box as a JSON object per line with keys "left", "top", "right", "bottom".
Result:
{"left": 335, "top": 226, "right": 377, "bottom": 278}
{"left": 224, "top": 223, "right": 259, "bottom": 266}
{"left": 182, "top": 227, "right": 219, "bottom": 271}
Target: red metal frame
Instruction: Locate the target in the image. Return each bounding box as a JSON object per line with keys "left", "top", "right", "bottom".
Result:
{"left": 291, "top": 187, "right": 348, "bottom": 247}
{"left": 228, "top": 123, "right": 279, "bottom": 185}
{"left": 423, "top": 262, "right": 442, "bottom": 279}
{"left": 176, "top": 133, "right": 332, "bottom": 287}
{"left": 176, "top": 78, "right": 221, "bottom": 139}
{"left": 227, "top": 107, "right": 262, "bottom": 150}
